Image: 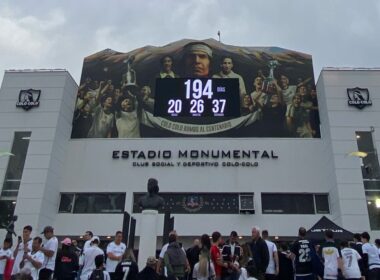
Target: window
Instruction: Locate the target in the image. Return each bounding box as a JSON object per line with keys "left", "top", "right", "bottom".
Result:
{"left": 58, "top": 193, "right": 125, "bottom": 214}
{"left": 262, "top": 193, "right": 330, "bottom": 214}
{"left": 58, "top": 194, "right": 74, "bottom": 213}
{"left": 1, "top": 132, "right": 31, "bottom": 197}
{"left": 356, "top": 131, "right": 380, "bottom": 182}
{"left": 356, "top": 131, "right": 380, "bottom": 230}
{"left": 0, "top": 200, "right": 16, "bottom": 228}
{"left": 365, "top": 191, "right": 380, "bottom": 230}
{"left": 315, "top": 194, "right": 330, "bottom": 214}
{"left": 0, "top": 132, "right": 31, "bottom": 228}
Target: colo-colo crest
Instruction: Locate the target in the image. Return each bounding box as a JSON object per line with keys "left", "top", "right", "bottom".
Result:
{"left": 347, "top": 87, "right": 372, "bottom": 110}
{"left": 16, "top": 89, "right": 41, "bottom": 111}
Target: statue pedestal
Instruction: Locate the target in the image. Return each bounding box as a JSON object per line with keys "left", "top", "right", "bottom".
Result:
{"left": 138, "top": 209, "right": 158, "bottom": 270}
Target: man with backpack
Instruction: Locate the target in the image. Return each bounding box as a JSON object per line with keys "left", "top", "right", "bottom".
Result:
{"left": 163, "top": 233, "right": 188, "bottom": 280}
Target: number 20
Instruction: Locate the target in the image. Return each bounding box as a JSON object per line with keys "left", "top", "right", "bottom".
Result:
{"left": 168, "top": 99, "right": 182, "bottom": 114}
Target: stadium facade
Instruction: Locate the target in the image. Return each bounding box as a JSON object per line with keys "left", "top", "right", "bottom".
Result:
{"left": 0, "top": 66, "right": 379, "bottom": 246}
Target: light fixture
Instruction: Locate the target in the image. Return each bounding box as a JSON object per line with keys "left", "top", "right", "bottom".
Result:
{"left": 356, "top": 135, "right": 360, "bottom": 139}
{"left": 238, "top": 236, "right": 243, "bottom": 240}
{"left": 0, "top": 151, "right": 14, "bottom": 157}
{"left": 12, "top": 201, "right": 16, "bottom": 205}
{"left": 375, "top": 198, "right": 380, "bottom": 208}
{"left": 368, "top": 201, "right": 372, "bottom": 205}
{"left": 79, "top": 236, "right": 83, "bottom": 239}
{"left": 21, "top": 137, "right": 31, "bottom": 140}
{"left": 106, "top": 236, "right": 111, "bottom": 239}
{"left": 347, "top": 151, "right": 368, "bottom": 158}
{"left": 274, "top": 236, "right": 279, "bottom": 240}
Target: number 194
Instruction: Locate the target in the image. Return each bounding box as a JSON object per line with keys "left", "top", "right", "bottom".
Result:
{"left": 184, "top": 79, "right": 213, "bottom": 99}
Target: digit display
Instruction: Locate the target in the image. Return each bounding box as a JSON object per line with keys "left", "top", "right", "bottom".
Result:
{"left": 154, "top": 78, "right": 240, "bottom": 117}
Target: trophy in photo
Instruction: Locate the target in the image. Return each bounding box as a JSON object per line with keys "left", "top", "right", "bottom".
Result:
{"left": 262, "top": 60, "right": 280, "bottom": 92}
{"left": 121, "top": 56, "right": 137, "bottom": 88}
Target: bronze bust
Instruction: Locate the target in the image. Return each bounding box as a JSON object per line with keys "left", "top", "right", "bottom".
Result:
{"left": 138, "top": 178, "right": 164, "bottom": 210}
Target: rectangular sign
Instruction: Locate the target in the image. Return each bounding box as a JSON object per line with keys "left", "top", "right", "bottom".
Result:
{"left": 71, "top": 39, "right": 320, "bottom": 138}
{"left": 154, "top": 78, "right": 240, "bottom": 118}
{"left": 133, "top": 192, "right": 242, "bottom": 214}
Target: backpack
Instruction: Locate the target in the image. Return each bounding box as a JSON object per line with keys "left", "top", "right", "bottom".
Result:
{"left": 89, "top": 269, "right": 104, "bottom": 280}
{"left": 164, "top": 243, "right": 186, "bottom": 278}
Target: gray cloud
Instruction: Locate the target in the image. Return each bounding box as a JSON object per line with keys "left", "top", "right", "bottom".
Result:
{"left": 0, "top": 0, "right": 379, "bottom": 83}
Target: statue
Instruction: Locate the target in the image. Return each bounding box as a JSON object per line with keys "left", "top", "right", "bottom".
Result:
{"left": 4, "top": 215, "right": 17, "bottom": 242}
{"left": 138, "top": 178, "right": 164, "bottom": 210}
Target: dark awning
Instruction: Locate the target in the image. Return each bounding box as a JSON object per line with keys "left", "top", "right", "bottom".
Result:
{"left": 306, "top": 216, "right": 354, "bottom": 240}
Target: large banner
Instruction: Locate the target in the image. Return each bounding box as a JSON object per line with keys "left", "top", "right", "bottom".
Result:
{"left": 71, "top": 39, "right": 320, "bottom": 138}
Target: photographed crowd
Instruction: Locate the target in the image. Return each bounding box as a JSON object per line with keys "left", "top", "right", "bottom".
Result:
{"left": 1, "top": 224, "right": 380, "bottom": 280}
{"left": 72, "top": 42, "right": 320, "bottom": 138}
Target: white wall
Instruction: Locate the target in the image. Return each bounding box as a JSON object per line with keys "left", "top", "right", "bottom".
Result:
{"left": 317, "top": 69, "right": 380, "bottom": 236}
{"left": 0, "top": 70, "right": 77, "bottom": 237}
{"left": 58, "top": 135, "right": 334, "bottom": 237}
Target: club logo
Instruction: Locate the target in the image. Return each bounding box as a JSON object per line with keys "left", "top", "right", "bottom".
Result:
{"left": 182, "top": 195, "right": 204, "bottom": 213}
{"left": 16, "top": 89, "right": 41, "bottom": 111}
{"left": 347, "top": 87, "right": 372, "bottom": 109}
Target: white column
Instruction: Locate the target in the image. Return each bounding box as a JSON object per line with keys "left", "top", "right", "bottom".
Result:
{"left": 138, "top": 209, "right": 158, "bottom": 270}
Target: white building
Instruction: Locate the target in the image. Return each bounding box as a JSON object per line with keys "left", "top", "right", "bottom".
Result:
{"left": 0, "top": 68, "right": 379, "bottom": 247}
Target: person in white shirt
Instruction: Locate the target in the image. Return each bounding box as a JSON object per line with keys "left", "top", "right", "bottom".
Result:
{"left": 115, "top": 95, "right": 140, "bottom": 138}
{"left": 192, "top": 252, "right": 216, "bottom": 280}
{"left": 238, "top": 267, "right": 248, "bottom": 280}
{"left": 375, "top": 239, "right": 380, "bottom": 257}
{"left": 361, "top": 232, "right": 380, "bottom": 280}
{"left": 83, "top": 231, "right": 94, "bottom": 253}
{"left": 262, "top": 230, "right": 279, "bottom": 280}
{"left": 340, "top": 241, "right": 362, "bottom": 280}
{"left": 157, "top": 55, "right": 179, "bottom": 79}
{"left": 78, "top": 230, "right": 93, "bottom": 279}
{"left": 22, "top": 236, "right": 45, "bottom": 280}
{"left": 246, "top": 264, "right": 258, "bottom": 280}
{"left": 12, "top": 225, "right": 33, "bottom": 276}
{"left": 321, "top": 230, "right": 342, "bottom": 280}
{"left": 81, "top": 236, "right": 105, "bottom": 280}
{"left": 279, "top": 75, "right": 311, "bottom": 106}
{"left": 39, "top": 226, "right": 59, "bottom": 280}
{"left": 0, "top": 238, "right": 12, "bottom": 278}
{"left": 106, "top": 231, "right": 126, "bottom": 279}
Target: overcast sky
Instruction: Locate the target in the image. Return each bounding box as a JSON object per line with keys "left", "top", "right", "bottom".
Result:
{"left": 1, "top": 0, "right": 379, "bottom": 84}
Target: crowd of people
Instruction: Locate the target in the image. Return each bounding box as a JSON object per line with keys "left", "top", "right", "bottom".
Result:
{"left": 1, "top": 225, "right": 380, "bottom": 280}
{"left": 72, "top": 42, "right": 320, "bottom": 138}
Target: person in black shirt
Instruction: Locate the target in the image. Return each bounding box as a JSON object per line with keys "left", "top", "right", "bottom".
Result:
{"left": 290, "top": 227, "right": 314, "bottom": 280}
{"left": 248, "top": 227, "right": 269, "bottom": 280}
{"left": 278, "top": 243, "right": 294, "bottom": 280}
{"left": 54, "top": 238, "right": 79, "bottom": 280}
{"left": 186, "top": 238, "right": 201, "bottom": 278}
{"left": 114, "top": 248, "right": 138, "bottom": 280}
{"left": 221, "top": 231, "right": 241, "bottom": 280}
{"left": 136, "top": 256, "right": 159, "bottom": 280}
{"left": 352, "top": 233, "right": 365, "bottom": 277}
{"left": 261, "top": 93, "right": 287, "bottom": 137}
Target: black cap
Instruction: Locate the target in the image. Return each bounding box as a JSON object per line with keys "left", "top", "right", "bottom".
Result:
{"left": 230, "top": 231, "right": 238, "bottom": 237}
{"left": 41, "top": 226, "right": 54, "bottom": 234}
